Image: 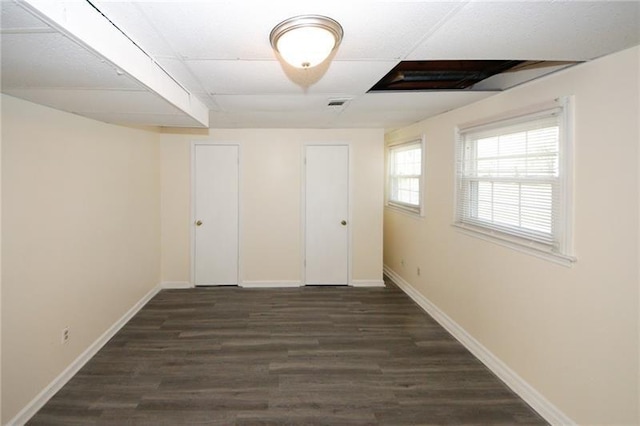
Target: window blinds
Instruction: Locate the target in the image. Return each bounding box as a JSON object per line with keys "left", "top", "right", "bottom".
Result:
{"left": 456, "top": 108, "right": 564, "bottom": 250}
{"left": 388, "top": 140, "right": 422, "bottom": 213}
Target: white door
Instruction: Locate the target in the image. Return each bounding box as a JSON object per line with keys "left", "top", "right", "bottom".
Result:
{"left": 305, "top": 145, "right": 349, "bottom": 285}
{"left": 193, "top": 144, "right": 239, "bottom": 286}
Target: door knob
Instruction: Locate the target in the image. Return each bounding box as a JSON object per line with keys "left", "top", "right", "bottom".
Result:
{"left": 341, "top": 220, "right": 347, "bottom": 226}
{"left": 195, "top": 220, "right": 203, "bottom": 226}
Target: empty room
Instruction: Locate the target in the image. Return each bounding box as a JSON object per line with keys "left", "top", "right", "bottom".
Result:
{"left": 1, "top": 1, "right": 639, "bottom": 425}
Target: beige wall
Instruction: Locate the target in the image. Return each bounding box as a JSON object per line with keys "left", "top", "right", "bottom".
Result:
{"left": 0, "top": 103, "right": 383, "bottom": 422}
{"left": 160, "top": 128, "right": 384, "bottom": 285}
{"left": 384, "top": 46, "right": 640, "bottom": 424}
{"left": 0, "top": 91, "right": 3, "bottom": 423}
{"left": 1, "top": 95, "right": 161, "bottom": 423}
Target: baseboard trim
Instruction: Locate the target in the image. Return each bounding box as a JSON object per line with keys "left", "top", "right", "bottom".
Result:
{"left": 350, "top": 279, "right": 385, "bottom": 287}
{"left": 160, "top": 281, "right": 193, "bottom": 289}
{"left": 7, "top": 284, "right": 161, "bottom": 426}
{"left": 240, "top": 280, "right": 302, "bottom": 288}
{"left": 383, "top": 265, "right": 574, "bottom": 426}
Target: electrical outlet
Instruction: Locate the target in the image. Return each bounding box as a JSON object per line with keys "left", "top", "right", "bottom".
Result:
{"left": 417, "top": 267, "right": 421, "bottom": 276}
{"left": 62, "top": 327, "right": 70, "bottom": 344}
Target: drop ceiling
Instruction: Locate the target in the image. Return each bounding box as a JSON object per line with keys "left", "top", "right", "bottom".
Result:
{"left": 1, "top": 0, "right": 638, "bottom": 130}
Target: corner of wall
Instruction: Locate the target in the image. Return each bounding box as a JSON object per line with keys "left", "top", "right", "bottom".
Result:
{"left": 5, "top": 284, "right": 160, "bottom": 426}
{"left": 383, "top": 265, "right": 574, "bottom": 425}
{"left": 1, "top": 96, "right": 163, "bottom": 423}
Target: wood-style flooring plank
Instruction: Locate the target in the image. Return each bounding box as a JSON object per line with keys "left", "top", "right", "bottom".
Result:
{"left": 27, "top": 279, "right": 547, "bottom": 425}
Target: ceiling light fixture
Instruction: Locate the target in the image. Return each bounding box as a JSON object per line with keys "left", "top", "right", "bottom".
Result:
{"left": 270, "top": 15, "right": 343, "bottom": 69}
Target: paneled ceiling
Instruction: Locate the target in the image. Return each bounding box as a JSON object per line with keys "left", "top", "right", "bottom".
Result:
{"left": 1, "top": 1, "right": 639, "bottom": 129}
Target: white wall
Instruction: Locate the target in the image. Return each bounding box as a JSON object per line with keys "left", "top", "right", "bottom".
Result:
{"left": 160, "top": 128, "right": 384, "bottom": 286}
{"left": 384, "top": 46, "right": 640, "bottom": 424}
{"left": 1, "top": 95, "right": 162, "bottom": 423}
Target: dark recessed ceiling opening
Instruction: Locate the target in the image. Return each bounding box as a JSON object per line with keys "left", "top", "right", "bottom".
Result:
{"left": 368, "top": 60, "right": 581, "bottom": 92}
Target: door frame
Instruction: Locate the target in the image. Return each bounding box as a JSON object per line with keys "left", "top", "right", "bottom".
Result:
{"left": 190, "top": 141, "right": 242, "bottom": 286}
{"left": 301, "top": 143, "right": 353, "bottom": 286}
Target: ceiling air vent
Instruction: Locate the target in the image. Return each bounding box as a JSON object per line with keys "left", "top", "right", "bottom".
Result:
{"left": 327, "top": 98, "right": 351, "bottom": 112}
{"left": 328, "top": 99, "right": 348, "bottom": 107}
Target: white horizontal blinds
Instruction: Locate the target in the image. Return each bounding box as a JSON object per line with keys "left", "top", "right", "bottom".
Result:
{"left": 457, "top": 110, "right": 562, "bottom": 248}
{"left": 389, "top": 141, "right": 422, "bottom": 210}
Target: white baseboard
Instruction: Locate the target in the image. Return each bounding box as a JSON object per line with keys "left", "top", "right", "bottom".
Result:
{"left": 7, "top": 284, "right": 161, "bottom": 426}
{"left": 161, "top": 281, "right": 193, "bottom": 289}
{"left": 350, "top": 279, "right": 385, "bottom": 287}
{"left": 240, "top": 280, "right": 302, "bottom": 288}
{"left": 383, "top": 265, "right": 574, "bottom": 426}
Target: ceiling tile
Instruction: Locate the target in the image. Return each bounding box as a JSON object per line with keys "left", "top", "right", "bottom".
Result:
{"left": 0, "top": 1, "right": 50, "bottom": 30}
{"left": 155, "top": 57, "right": 210, "bottom": 94}
{"left": 346, "top": 91, "right": 495, "bottom": 113}
{"left": 472, "top": 63, "right": 578, "bottom": 91}
{"left": 114, "top": 2, "right": 284, "bottom": 61}
{"left": 1, "top": 32, "right": 142, "bottom": 90}
{"left": 91, "top": 1, "right": 177, "bottom": 58}
{"left": 2, "top": 0, "right": 638, "bottom": 129}
{"left": 328, "top": 2, "right": 466, "bottom": 61}
{"left": 308, "top": 60, "right": 399, "bottom": 94}
{"left": 187, "top": 60, "right": 294, "bottom": 94}
{"left": 214, "top": 94, "right": 341, "bottom": 112}
{"left": 111, "top": 1, "right": 465, "bottom": 61}
{"left": 187, "top": 59, "right": 397, "bottom": 95}
{"left": 339, "top": 91, "right": 496, "bottom": 127}
{"left": 408, "top": 1, "right": 640, "bottom": 61}
{"left": 208, "top": 109, "right": 339, "bottom": 128}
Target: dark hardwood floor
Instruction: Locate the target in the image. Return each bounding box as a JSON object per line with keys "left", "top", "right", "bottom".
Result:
{"left": 28, "top": 278, "right": 547, "bottom": 425}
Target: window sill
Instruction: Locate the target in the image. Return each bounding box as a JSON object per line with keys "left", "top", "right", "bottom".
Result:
{"left": 452, "top": 223, "right": 576, "bottom": 267}
{"left": 385, "top": 203, "right": 424, "bottom": 219}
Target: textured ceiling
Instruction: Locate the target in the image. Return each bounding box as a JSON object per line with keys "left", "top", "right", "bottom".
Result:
{"left": 1, "top": 0, "right": 639, "bottom": 129}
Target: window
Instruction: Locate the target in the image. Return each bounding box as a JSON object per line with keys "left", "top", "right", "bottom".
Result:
{"left": 455, "top": 98, "right": 574, "bottom": 263}
{"left": 387, "top": 137, "right": 424, "bottom": 215}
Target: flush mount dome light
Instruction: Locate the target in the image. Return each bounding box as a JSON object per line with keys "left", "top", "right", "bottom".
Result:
{"left": 270, "top": 15, "right": 343, "bottom": 69}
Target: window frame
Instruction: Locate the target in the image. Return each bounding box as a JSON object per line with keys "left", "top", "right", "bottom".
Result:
{"left": 453, "top": 97, "right": 576, "bottom": 265}
{"left": 386, "top": 136, "right": 426, "bottom": 216}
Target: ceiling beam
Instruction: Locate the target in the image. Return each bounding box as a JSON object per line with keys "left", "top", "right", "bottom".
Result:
{"left": 17, "top": 0, "right": 209, "bottom": 127}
